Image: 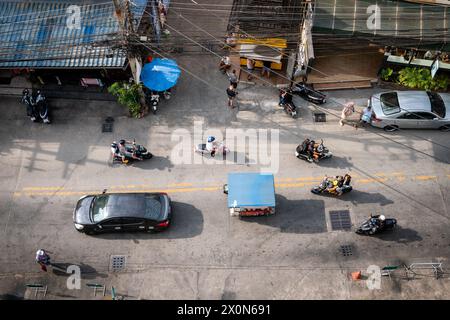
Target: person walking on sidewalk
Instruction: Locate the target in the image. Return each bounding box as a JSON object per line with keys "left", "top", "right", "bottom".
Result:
{"left": 226, "top": 84, "right": 238, "bottom": 108}
{"left": 261, "top": 60, "right": 271, "bottom": 78}
{"left": 227, "top": 69, "right": 238, "bottom": 88}
{"left": 246, "top": 58, "right": 255, "bottom": 81}
{"left": 340, "top": 102, "right": 355, "bottom": 126}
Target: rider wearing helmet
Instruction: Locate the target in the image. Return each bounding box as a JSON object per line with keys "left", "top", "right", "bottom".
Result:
{"left": 206, "top": 136, "right": 216, "bottom": 157}
{"left": 22, "top": 89, "right": 36, "bottom": 121}
{"left": 36, "top": 249, "right": 51, "bottom": 271}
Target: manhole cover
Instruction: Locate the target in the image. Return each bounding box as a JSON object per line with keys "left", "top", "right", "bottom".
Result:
{"left": 110, "top": 255, "right": 126, "bottom": 272}
{"left": 102, "top": 123, "right": 113, "bottom": 133}
{"left": 329, "top": 210, "right": 352, "bottom": 231}
{"left": 340, "top": 245, "right": 353, "bottom": 257}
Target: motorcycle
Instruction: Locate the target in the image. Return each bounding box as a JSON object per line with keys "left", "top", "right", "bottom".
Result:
{"left": 291, "top": 82, "right": 326, "bottom": 104}
{"left": 195, "top": 141, "right": 230, "bottom": 157}
{"left": 355, "top": 215, "right": 397, "bottom": 235}
{"left": 110, "top": 139, "right": 153, "bottom": 164}
{"left": 311, "top": 174, "right": 352, "bottom": 195}
{"left": 295, "top": 139, "right": 332, "bottom": 163}
{"left": 21, "top": 89, "right": 50, "bottom": 123}
{"left": 145, "top": 91, "right": 160, "bottom": 114}
{"left": 279, "top": 89, "right": 297, "bottom": 118}
{"left": 35, "top": 90, "right": 51, "bottom": 124}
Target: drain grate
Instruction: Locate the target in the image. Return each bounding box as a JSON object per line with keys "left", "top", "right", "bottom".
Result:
{"left": 110, "top": 255, "right": 126, "bottom": 272}
{"left": 102, "top": 123, "right": 113, "bottom": 133}
{"left": 340, "top": 245, "right": 353, "bottom": 257}
{"left": 329, "top": 210, "right": 352, "bottom": 231}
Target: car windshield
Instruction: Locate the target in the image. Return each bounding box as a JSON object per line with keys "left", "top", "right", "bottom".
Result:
{"left": 91, "top": 195, "right": 109, "bottom": 223}
{"left": 427, "top": 91, "right": 446, "bottom": 118}
{"left": 379, "top": 92, "right": 401, "bottom": 115}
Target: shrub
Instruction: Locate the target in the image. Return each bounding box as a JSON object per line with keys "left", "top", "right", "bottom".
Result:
{"left": 397, "top": 67, "right": 449, "bottom": 91}
{"left": 108, "top": 82, "right": 143, "bottom": 118}
{"left": 380, "top": 67, "right": 393, "bottom": 81}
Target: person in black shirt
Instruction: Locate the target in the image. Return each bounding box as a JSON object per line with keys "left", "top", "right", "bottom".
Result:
{"left": 226, "top": 85, "right": 237, "bottom": 108}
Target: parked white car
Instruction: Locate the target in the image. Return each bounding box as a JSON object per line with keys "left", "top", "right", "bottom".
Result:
{"left": 369, "top": 90, "right": 450, "bottom": 131}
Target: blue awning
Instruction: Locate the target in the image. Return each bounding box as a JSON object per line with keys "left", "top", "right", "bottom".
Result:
{"left": 227, "top": 173, "right": 276, "bottom": 208}
{"left": 0, "top": 1, "right": 147, "bottom": 69}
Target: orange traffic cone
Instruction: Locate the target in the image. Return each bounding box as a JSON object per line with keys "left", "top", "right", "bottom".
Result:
{"left": 351, "top": 271, "right": 361, "bottom": 281}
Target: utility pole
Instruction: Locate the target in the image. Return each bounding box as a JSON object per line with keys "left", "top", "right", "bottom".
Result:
{"left": 112, "top": 0, "right": 142, "bottom": 83}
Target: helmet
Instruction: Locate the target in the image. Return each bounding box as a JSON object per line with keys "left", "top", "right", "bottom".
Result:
{"left": 379, "top": 215, "right": 386, "bottom": 221}
{"left": 36, "top": 249, "right": 45, "bottom": 256}
{"left": 207, "top": 136, "right": 215, "bottom": 143}
{"left": 23, "top": 89, "right": 29, "bottom": 95}
{"left": 119, "top": 139, "right": 126, "bottom": 145}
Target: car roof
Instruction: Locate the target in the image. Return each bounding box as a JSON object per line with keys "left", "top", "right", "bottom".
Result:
{"left": 97, "top": 193, "right": 162, "bottom": 219}
{"left": 395, "top": 91, "right": 431, "bottom": 112}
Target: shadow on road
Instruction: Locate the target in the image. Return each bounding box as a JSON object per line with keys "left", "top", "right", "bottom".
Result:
{"left": 373, "top": 226, "right": 422, "bottom": 243}
{"left": 239, "top": 194, "right": 327, "bottom": 234}
{"left": 130, "top": 155, "right": 174, "bottom": 171}
{"left": 94, "top": 201, "right": 203, "bottom": 240}
{"left": 49, "top": 263, "right": 108, "bottom": 279}
{"left": 313, "top": 189, "right": 394, "bottom": 206}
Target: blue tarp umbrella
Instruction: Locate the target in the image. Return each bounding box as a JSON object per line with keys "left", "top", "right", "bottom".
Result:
{"left": 140, "top": 58, "right": 181, "bottom": 92}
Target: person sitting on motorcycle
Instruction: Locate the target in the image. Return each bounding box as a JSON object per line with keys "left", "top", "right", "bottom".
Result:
{"left": 118, "top": 139, "right": 142, "bottom": 163}
{"left": 22, "top": 89, "right": 37, "bottom": 121}
{"left": 206, "top": 136, "right": 216, "bottom": 157}
{"left": 326, "top": 178, "right": 340, "bottom": 195}
{"left": 307, "top": 140, "right": 316, "bottom": 162}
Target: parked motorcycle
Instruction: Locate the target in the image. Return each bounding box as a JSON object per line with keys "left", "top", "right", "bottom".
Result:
{"left": 311, "top": 174, "right": 352, "bottom": 195}
{"left": 291, "top": 82, "right": 326, "bottom": 104}
{"left": 279, "top": 89, "right": 297, "bottom": 118}
{"left": 111, "top": 139, "right": 153, "bottom": 164}
{"left": 355, "top": 215, "right": 397, "bottom": 235}
{"left": 295, "top": 139, "right": 332, "bottom": 163}
{"left": 145, "top": 91, "right": 160, "bottom": 114}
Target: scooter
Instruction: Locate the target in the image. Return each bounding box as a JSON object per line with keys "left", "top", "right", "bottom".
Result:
{"left": 292, "top": 82, "right": 326, "bottom": 104}
{"left": 111, "top": 139, "right": 153, "bottom": 164}
{"left": 145, "top": 92, "right": 160, "bottom": 114}
{"left": 355, "top": 215, "right": 397, "bottom": 235}
{"left": 195, "top": 141, "right": 230, "bottom": 156}
{"left": 311, "top": 174, "right": 352, "bottom": 195}
{"left": 279, "top": 89, "right": 297, "bottom": 118}
{"left": 21, "top": 89, "right": 50, "bottom": 123}
{"left": 35, "top": 90, "right": 51, "bottom": 124}
{"left": 295, "top": 139, "right": 332, "bottom": 163}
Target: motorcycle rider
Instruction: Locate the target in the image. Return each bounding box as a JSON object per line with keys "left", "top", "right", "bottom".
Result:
{"left": 21, "top": 89, "right": 37, "bottom": 122}
{"left": 35, "top": 249, "right": 51, "bottom": 272}
{"left": 35, "top": 90, "right": 50, "bottom": 123}
{"left": 307, "top": 140, "right": 316, "bottom": 162}
{"left": 206, "top": 136, "right": 216, "bottom": 157}
{"left": 118, "top": 139, "right": 142, "bottom": 163}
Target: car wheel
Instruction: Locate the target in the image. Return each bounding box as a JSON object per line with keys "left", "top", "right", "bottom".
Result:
{"left": 439, "top": 125, "right": 450, "bottom": 132}
{"left": 383, "top": 125, "right": 398, "bottom": 132}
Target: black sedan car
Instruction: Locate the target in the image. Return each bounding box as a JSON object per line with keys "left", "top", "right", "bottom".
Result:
{"left": 73, "top": 192, "right": 172, "bottom": 234}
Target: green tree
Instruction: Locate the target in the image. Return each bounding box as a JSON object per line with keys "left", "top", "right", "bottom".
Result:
{"left": 108, "top": 82, "right": 143, "bottom": 118}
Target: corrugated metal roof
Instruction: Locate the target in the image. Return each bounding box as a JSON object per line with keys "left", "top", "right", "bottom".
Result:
{"left": 313, "top": 0, "right": 450, "bottom": 44}
{"left": 0, "top": 1, "right": 148, "bottom": 68}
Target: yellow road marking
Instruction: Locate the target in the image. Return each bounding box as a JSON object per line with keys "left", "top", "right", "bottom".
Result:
{"left": 22, "top": 186, "right": 64, "bottom": 191}
{"left": 415, "top": 175, "right": 437, "bottom": 181}
{"left": 15, "top": 173, "right": 449, "bottom": 198}
{"left": 168, "top": 183, "right": 194, "bottom": 187}
{"left": 355, "top": 178, "right": 388, "bottom": 184}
